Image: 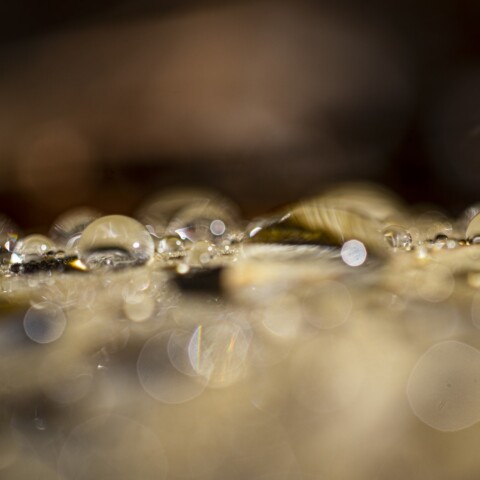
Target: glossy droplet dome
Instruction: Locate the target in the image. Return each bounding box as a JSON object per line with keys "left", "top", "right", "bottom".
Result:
{"left": 78, "top": 215, "right": 155, "bottom": 269}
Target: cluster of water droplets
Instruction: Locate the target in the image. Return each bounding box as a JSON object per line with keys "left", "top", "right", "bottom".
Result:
{"left": 4, "top": 183, "right": 480, "bottom": 479}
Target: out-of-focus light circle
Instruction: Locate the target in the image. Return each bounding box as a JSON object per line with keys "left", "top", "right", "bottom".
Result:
{"left": 407, "top": 341, "right": 480, "bottom": 431}
{"left": 137, "top": 331, "right": 205, "bottom": 404}
{"left": 23, "top": 302, "right": 66, "bottom": 344}
{"left": 341, "top": 239, "right": 367, "bottom": 267}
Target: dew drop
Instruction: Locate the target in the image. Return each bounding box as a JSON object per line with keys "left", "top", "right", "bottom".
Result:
{"left": 157, "top": 236, "right": 185, "bottom": 255}
{"left": 77, "top": 215, "right": 154, "bottom": 269}
{"left": 383, "top": 225, "right": 412, "bottom": 250}
{"left": 11, "top": 234, "right": 56, "bottom": 264}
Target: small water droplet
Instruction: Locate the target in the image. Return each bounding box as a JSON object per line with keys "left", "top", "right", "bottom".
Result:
{"left": 158, "top": 236, "right": 185, "bottom": 255}
{"left": 383, "top": 225, "right": 412, "bottom": 250}
{"left": 77, "top": 215, "right": 154, "bottom": 270}
{"left": 11, "top": 234, "right": 56, "bottom": 264}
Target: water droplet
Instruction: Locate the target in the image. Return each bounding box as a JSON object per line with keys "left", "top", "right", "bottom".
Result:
{"left": 49, "top": 207, "right": 101, "bottom": 251}
{"left": 11, "top": 234, "right": 56, "bottom": 264}
{"left": 78, "top": 215, "right": 154, "bottom": 269}
{"left": 23, "top": 302, "right": 66, "bottom": 344}
{"left": 340, "top": 239, "right": 367, "bottom": 267}
{"left": 407, "top": 341, "right": 480, "bottom": 431}
{"left": 383, "top": 225, "right": 412, "bottom": 250}
{"left": 157, "top": 236, "right": 185, "bottom": 255}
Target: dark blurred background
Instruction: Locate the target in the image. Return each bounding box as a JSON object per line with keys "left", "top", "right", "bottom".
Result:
{"left": 0, "top": 0, "right": 479, "bottom": 230}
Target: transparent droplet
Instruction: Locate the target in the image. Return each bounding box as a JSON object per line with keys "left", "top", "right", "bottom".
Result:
{"left": 137, "top": 331, "right": 206, "bottom": 404}
{"left": 186, "top": 240, "right": 216, "bottom": 267}
{"left": 188, "top": 322, "right": 251, "bottom": 388}
{"left": 383, "top": 225, "right": 412, "bottom": 250}
{"left": 407, "top": 341, "right": 480, "bottom": 431}
{"left": 78, "top": 215, "right": 154, "bottom": 269}
{"left": 157, "top": 236, "right": 185, "bottom": 255}
{"left": 23, "top": 302, "right": 66, "bottom": 344}
{"left": 49, "top": 207, "right": 101, "bottom": 251}
{"left": 340, "top": 239, "right": 367, "bottom": 267}
{"left": 11, "top": 234, "right": 56, "bottom": 264}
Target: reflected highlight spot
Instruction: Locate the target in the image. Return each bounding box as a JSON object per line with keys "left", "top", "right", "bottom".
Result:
{"left": 341, "top": 240, "right": 367, "bottom": 267}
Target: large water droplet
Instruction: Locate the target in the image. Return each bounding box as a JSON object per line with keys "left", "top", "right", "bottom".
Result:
{"left": 49, "top": 207, "right": 101, "bottom": 251}
{"left": 77, "top": 215, "right": 154, "bottom": 269}
{"left": 11, "top": 234, "right": 56, "bottom": 264}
